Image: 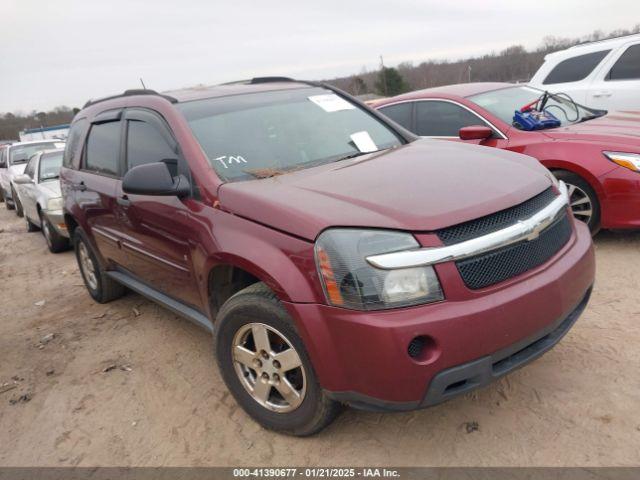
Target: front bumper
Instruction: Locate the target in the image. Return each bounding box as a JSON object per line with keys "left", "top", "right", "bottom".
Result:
{"left": 43, "top": 209, "right": 69, "bottom": 238}
{"left": 284, "top": 220, "right": 595, "bottom": 409}
{"left": 599, "top": 165, "right": 640, "bottom": 229}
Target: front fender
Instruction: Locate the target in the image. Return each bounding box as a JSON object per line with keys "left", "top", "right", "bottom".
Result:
{"left": 195, "top": 207, "right": 324, "bottom": 309}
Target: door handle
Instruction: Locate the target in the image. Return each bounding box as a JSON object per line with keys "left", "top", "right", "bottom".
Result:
{"left": 592, "top": 91, "right": 612, "bottom": 98}
{"left": 117, "top": 195, "right": 131, "bottom": 207}
{"left": 74, "top": 181, "right": 87, "bottom": 191}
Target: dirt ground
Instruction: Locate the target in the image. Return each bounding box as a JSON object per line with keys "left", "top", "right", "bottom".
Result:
{"left": 0, "top": 206, "right": 639, "bottom": 467}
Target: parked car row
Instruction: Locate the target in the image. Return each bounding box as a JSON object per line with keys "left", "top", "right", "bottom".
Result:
{"left": 0, "top": 140, "right": 69, "bottom": 252}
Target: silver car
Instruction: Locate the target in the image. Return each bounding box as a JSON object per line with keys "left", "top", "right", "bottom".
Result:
{"left": 0, "top": 139, "right": 65, "bottom": 215}
{"left": 13, "top": 149, "right": 70, "bottom": 253}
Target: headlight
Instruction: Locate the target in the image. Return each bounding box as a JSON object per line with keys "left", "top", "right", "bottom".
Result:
{"left": 315, "top": 229, "right": 444, "bottom": 310}
{"left": 46, "top": 197, "right": 63, "bottom": 210}
{"left": 603, "top": 151, "right": 640, "bottom": 173}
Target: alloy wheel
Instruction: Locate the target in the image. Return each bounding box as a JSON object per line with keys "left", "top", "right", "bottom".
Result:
{"left": 78, "top": 242, "right": 98, "bottom": 290}
{"left": 232, "top": 322, "right": 306, "bottom": 413}
{"left": 566, "top": 182, "right": 593, "bottom": 225}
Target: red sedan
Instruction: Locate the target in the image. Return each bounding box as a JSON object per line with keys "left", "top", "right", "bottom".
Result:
{"left": 375, "top": 82, "right": 640, "bottom": 233}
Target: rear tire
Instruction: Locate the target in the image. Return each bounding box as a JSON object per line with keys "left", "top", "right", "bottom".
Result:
{"left": 41, "top": 213, "right": 69, "bottom": 253}
{"left": 4, "top": 188, "right": 14, "bottom": 210}
{"left": 74, "top": 228, "right": 125, "bottom": 303}
{"left": 553, "top": 171, "right": 600, "bottom": 234}
{"left": 12, "top": 186, "right": 23, "bottom": 217}
{"left": 214, "top": 282, "right": 341, "bottom": 436}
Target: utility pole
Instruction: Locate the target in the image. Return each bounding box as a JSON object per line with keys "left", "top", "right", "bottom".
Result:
{"left": 467, "top": 65, "right": 472, "bottom": 83}
{"left": 379, "top": 55, "right": 388, "bottom": 96}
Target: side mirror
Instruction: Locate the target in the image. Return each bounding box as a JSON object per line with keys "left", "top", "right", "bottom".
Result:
{"left": 0, "top": 161, "right": 6, "bottom": 169}
{"left": 13, "top": 174, "right": 33, "bottom": 185}
{"left": 459, "top": 125, "right": 493, "bottom": 141}
{"left": 122, "top": 161, "right": 190, "bottom": 198}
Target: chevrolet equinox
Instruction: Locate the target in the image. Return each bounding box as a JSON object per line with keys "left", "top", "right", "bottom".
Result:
{"left": 60, "top": 78, "right": 595, "bottom": 435}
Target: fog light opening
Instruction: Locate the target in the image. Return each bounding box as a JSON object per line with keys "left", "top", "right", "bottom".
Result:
{"left": 407, "top": 335, "right": 438, "bottom": 363}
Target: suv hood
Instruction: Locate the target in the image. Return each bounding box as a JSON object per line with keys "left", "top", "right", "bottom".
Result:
{"left": 542, "top": 111, "right": 640, "bottom": 147}
{"left": 219, "top": 139, "right": 553, "bottom": 241}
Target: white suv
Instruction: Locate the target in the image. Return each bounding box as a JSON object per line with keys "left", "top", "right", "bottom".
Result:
{"left": 529, "top": 34, "right": 640, "bottom": 111}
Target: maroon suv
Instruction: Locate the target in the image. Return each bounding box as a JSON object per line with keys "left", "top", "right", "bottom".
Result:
{"left": 61, "top": 78, "right": 595, "bottom": 435}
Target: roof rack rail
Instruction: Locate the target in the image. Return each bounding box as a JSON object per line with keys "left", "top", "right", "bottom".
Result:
{"left": 219, "top": 77, "right": 299, "bottom": 86}
{"left": 83, "top": 89, "right": 178, "bottom": 109}
{"left": 571, "top": 32, "right": 640, "bottom": 48}
{"left": 249, "top": 76, "right": 296, "bottom": 84}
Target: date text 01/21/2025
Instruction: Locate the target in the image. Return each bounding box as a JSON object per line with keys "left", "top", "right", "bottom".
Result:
{"left": 232, "top": 467, "right": 401, "bottom": 478}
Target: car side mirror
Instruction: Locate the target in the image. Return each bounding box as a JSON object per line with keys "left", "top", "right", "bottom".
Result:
{"left": 13, "top": 174, "right": 33, "bottom": 185}
{"left": 122, "top": 161, "right": 190, "bottom": 198}
{"left": 459, "top": 125, "right": 493, "bottom": 141}
{"left": 0, "top": 161, "right": 6, "bottom": 169}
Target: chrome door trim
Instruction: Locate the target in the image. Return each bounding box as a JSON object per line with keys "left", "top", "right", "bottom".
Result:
{"left": 92, "top": 226, "right": 120, "bottom": 244}
{"left": 378, "top": 97, "right": 508, "bottom": 140}
{"left": 367, "top": 182, "right": 570, "bottom": 270}
{"left": 122, "top": 241, "right": 190, "bottom": 273}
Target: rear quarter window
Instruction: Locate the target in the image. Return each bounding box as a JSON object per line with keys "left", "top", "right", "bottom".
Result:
{"left": 607, "top": 44, "right": 640, "bottom": 81}
{"left": 543, "top": 50, "right": 611, "bottom": 85}
{"left": 63, "top": 118, "right": 89, "bottom": 170}
{"left": 378, "top": 103, "right": 413, "bottom": 130}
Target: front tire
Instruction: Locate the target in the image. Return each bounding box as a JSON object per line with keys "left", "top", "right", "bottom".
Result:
{"left": 26, "top": 215, "right": 39, "bottom": 232}
{"left": 74, "top": 228, "right": 125, "bottom": 303}
{"left": 553, "top": 170, "right": 600, "bottom": 234}
{"left": 41, "top": 213, "right": 69, "bottom": 253}
{"left": 214, "top": 282, "right": 341, "bottom": 436}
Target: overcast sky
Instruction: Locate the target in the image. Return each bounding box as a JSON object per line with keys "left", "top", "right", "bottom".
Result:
{"left": 1, "top": 0, "right": 638, "bottom": 113}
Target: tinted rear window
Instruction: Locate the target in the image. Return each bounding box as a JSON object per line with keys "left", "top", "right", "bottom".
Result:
{"left": 415, "top": 101, "right": 486, "bottom": 136}
{"left": 607, "top": 44, "right": 640, "bottom": 81}
{"left": 378, "top": 103, "right": 413, "bottom": 130}
{"left": 85, "top": 121, "right": 121, "bottom": 176}
{"left": 543, "top": 50, "right": 610, "bottom": 84}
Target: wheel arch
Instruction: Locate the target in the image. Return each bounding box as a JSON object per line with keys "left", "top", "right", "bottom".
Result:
{"left": 542, "top": 159, "right": 605, "bottom": 200}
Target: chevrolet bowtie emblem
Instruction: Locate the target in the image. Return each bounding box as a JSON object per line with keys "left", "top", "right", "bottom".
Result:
{"left": 520, "top": 216, "right": 548, "bottom": 241}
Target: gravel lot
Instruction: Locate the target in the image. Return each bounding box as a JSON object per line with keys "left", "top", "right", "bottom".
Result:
{"left": 0, "top": 206, "right": 639, "bottom": 467}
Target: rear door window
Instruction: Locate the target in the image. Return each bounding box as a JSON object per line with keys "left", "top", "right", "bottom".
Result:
{"left": 415, "top": 101, "right": 488, "bottom": 137}
{"left": 607, "top": 44, "right": 640, "bottom": 81}
{"left": 84, "top": 121, "right": 121, "bottom": 176}
{"left": 378, "top": 103, "right": 414, "bottom": 131}
{"left": 543, "top": 50, "right": 611, "bottom": 84}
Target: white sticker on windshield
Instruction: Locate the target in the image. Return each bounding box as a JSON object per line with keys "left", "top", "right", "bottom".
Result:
{"left": 350, "top": 131, "right": 377, "bottom": 153}
{"left": 308, "top": 94, "right": 355, "bottom": 112}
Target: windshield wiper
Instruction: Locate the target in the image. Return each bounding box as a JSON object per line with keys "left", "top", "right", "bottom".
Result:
{"left": 577, "top": 112, "right": 605, "bottom": 123}
{"left": 334, "top": 149, "right": 386, "bottom": 163}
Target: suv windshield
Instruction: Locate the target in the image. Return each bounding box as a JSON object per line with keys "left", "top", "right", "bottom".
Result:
{"left": 10, "top": 142, "right": 64, "bottom": 165}
{"left": 39, "top": 151, "right": 63, "bottom": 182}
{"left": 177, "top": 87, "right": 404, "bottom": 181}
{"left": 469, "top": 86, "right": 605, "bottom": 129}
